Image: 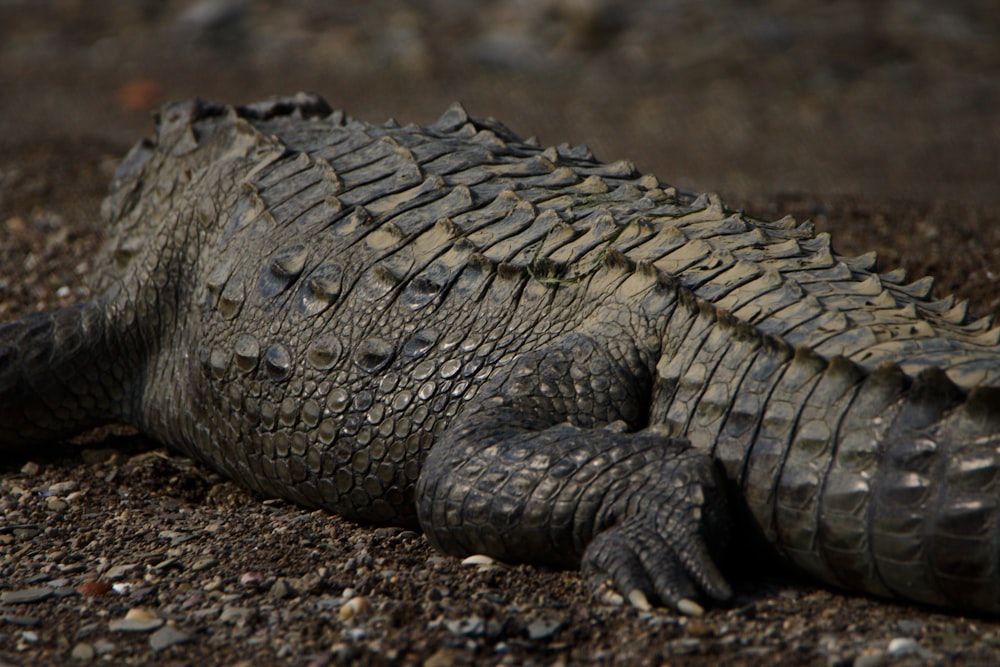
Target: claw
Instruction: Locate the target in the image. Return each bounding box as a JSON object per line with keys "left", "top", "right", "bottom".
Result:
{"left": 583, "top": 522, "right": 731, "bottom": 615}
{"left": 581, "top": 448, "right": 732, "bottom": 615}
{"left": 604, "top": 591, "right": 625, "bottom": 606}
{"left": 593, "top": 579, "right": 626, "bottom": 606}
{"left": 673, "top": 536, "right": 733, "bottom": 602}
{"left": 628, "top": 589, "right": 652, "bottom": 611}
{"left": 677, "top": 598, "right": 705, "bottom": 616}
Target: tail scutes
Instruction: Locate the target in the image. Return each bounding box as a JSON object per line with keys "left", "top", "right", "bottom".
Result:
{"left": 0, "top": 303, "right": 128, "bottom": 446}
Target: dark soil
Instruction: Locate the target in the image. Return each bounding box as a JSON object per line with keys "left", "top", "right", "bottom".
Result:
{"left": 2, "top": 2, "right": 1000, "bottom": 665}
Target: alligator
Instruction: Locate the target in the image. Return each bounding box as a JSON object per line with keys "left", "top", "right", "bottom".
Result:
{"left": 3, "top": 93, "right": 1000, "bottom": 615}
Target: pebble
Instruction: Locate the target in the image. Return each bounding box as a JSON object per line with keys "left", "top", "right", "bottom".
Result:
{"left": 269, "top": 578, "right": 294, "bottom": 599}
{"left": 374, "top": 526, "right": 405, "bottom": 538}
{"left": 71, "top": 642, "right": 95, "bottom": 661}
{"left": 149, "top": 623, "right": 192, "bottom": 651}
{"left": 525, "top": 618, "right": 564, "bottom": 640}
{"left": 293, "top": 572, "right": 324, "bottom": 594}
{"left": 853, "top": 652, "right": 888, "bottom": 667}
{"left": 77, "top": 621, "right": 102, "bottom": 638}
{"left": 77, "top": 581, "right": 112, "bottom": 596}
{"left": 684, "top": 619, "right": 713, "bottom": 638}
{"left": 460, "top": 554, "right": 497, "bottom": 567}
{"left": 666, "top": 637, "right": 702, "bottom": 654}
{"left": 444, "top": 616, "right": 485, "bottom": 637}
{"left": 20, "top": 461, "right": 40, "bottom": 476}
{"left": 219, "top": 605, "right": 253, "bottom": 624}
{"left": 887, "top": 637, "right": 933, "bottom": 659}
{"left": 239, "top": 571, "right": 265, "bottom": 588}
{"left": 328, "top": 642, "right": 359, "bottom": 663}
{"left": 48, "top": 481, "right": 79, "bottom": 495}
{"left": 190, "top": 557, "right": 218, "bottom": 572}
{"left": 92, "top": 639, "right": 116, "bottom": 656}
{"left": 339, "top": 596, "right": 371, "bottom": 621}
{"left": 0, "top": 587, "right": 53, "bottom": 604}
{"left": 105, "top": 564, "right": 139, "bottom": 580}
{"left": 109, "top": 608, "right": 164, "bottom": 632}
{"left": 12, "top": 526, "right": 40, "bottom": 539}
{"left": 2, "top": 614, "right": 41, "bottom": 626}
{"left": 152, "top": 557, "right": 181, "bottom": 572}
{"left": 177, "top": 0, "right": 247, "bottom": 34}
{"left": 58, "top": 562, "right": 87, "bottom": 574}
{"left": 202, "top": 575, "right": 224, "bottom": 592}
{"left": 45, "top": 497, "right": 69, "bottom": 512}
{"left": 190, "top": 606, "right": 222, "bottom": 620}
{"left": 109, "top": 617, "right": 165, "bottom": 632}
{"left": 159, "top": 530, "right": 194, "bottom": 546}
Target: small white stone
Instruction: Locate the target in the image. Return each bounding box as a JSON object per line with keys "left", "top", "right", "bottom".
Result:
{"left": 460, "top": 554, "right": 496, "bottom": 567}
{"left": 887, "top": 637, "right": 933, "bottom": 660}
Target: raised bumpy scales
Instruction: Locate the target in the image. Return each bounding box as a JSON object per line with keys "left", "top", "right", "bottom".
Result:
{"left": 2, "top": 93, "right": 1000, "bottom": 614}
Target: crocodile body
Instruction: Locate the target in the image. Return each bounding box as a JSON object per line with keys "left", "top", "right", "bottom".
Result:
{"left": 3, "top": 94, "right": 1000, "bottom": 614}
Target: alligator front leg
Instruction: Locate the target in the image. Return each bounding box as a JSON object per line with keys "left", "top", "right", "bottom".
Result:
{"left": 415, "top": 332, "right": 732, "bottom": 614}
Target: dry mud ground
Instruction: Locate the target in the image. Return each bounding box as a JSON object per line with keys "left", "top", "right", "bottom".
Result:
{"left": 2, "top": 2, "right": 1000, "bottom": 665}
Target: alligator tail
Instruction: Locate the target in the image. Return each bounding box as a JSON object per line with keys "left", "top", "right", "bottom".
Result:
{"left": 769, "top": 357, "right": 1000, "bottom": 612}
{"left": 0, "top": 302, "right": 131, "bottom": 446}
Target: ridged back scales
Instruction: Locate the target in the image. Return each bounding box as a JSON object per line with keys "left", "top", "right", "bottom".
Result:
{"left": 100, "top": 95, "right": 1000, "bottom": 382}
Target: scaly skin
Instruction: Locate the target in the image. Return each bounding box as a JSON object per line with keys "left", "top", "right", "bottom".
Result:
{"left": 2, "top": 94, "right": 1000, "bottom": 614}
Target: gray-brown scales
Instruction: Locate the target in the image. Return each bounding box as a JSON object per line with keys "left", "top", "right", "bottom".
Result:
{"left": 2, "top": 93, "right": 1000, "bottom": 615}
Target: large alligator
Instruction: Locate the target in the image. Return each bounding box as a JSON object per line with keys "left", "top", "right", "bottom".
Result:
{"left": 2, "top": 94, "right": 999, "bottom": 615}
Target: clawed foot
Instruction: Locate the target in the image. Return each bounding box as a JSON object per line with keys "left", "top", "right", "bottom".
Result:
{"left": 582, "top": 515, "right": 732, "bottom": 614}
{"left": 581, "top": 451, "right": 733, "bottom": 615}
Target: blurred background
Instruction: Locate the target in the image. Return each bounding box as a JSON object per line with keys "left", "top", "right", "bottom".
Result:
{"left": 1, "top": 0, "right": 998, "bottom": 204}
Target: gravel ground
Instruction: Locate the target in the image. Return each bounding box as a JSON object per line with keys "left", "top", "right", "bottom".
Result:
{"left": 2, "top": 2, "right": 1000, "bottom": 665}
